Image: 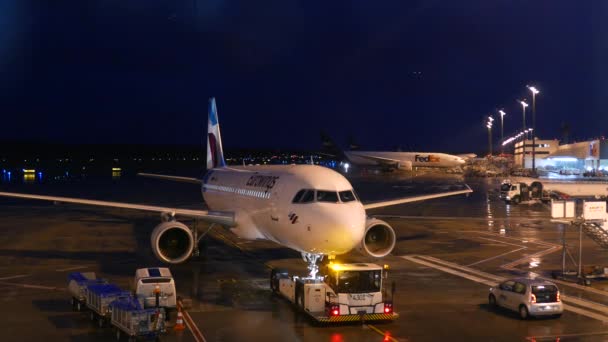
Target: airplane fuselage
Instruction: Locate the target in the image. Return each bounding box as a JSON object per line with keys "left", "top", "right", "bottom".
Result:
{"left": 345, "top": 151, "right": 466, "bottom": 168}
{"left": 201, "top": 165, "right": 366, "bottom": 256}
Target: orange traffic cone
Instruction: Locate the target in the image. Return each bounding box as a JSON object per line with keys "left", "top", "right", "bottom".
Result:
{"left": 174, "top": 308, "right": 185, "bottom": 331}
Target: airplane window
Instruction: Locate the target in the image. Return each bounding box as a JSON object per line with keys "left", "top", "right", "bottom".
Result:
{"left": 339, "top": 190, "right": 357, "bottom": 202}
{"left": 293, "top": 189, "right": 315, "bottom": 203}
{"left": 352, "top": 189, "right": 360, "bottom": 201}
{"left": 317, "top": 191, "right": 339, "bottom": 203}
{"left": 300, "top": 190, "right": 315, "bottom": 203}
{"left": 292, "top": 190, "right": 306, "bottom": 203}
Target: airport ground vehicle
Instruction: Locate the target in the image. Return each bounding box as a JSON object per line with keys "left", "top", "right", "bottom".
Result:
{"left": 67, "top": 271, "right": 170, "bottom": 339}
{"left": 133, "top": 268, "right": 176, "bottom": 318}
{"left": 67, "top": 272, "right": 107, "bottom": 312}
{"left": 109, "top": 296, "right": 166, "bottom": 341}
{"left": 86, "top": 283, "right": 131, "bottom": 327}
{"left": 489, "top": 278, "right": 563, "bottom": 319}
{"left": 499, "top": 180, "right": 550, "bottom": 204}
{"left": 270, "top": 263, "right": 398, "bottom": 323}
{"left": 502, "top": 177, "right": 608, "bottom": 201}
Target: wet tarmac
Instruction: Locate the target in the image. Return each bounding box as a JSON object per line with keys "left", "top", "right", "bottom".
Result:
{"left": 2, "top": 174, "right": 608, "bottom": 341}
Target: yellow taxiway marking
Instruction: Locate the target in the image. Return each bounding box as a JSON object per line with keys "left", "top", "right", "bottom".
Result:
{"left": 366, "top": 323, "right": 402, "bottom": 342}
{"left": 178, "top": 300, "right": 207, "bottom": 342}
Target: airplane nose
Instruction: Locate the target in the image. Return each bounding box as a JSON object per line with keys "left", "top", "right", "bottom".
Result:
{"left": 318, "top": 204, "right": 366, "bottom": 254}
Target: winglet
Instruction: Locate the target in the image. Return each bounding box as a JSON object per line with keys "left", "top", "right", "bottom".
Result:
{"left": 206, "top": 98, "right": 227, "bottom": 169}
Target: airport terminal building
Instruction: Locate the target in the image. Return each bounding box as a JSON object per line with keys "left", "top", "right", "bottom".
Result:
{"left": 514, "top": 138, "right": 608, "bottom": 171}
{"left": 514, "top": 138, "right": 559, "bottom": 169}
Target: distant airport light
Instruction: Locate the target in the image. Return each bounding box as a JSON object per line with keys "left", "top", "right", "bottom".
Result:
{"left": 112, "top": 167, "right": 122, "bottom": 171}
{"left": 22, "top": 169, "right": 35, "bottom": 173}
{"left": 528, "top": 86, "right": 540, "bottom": 95}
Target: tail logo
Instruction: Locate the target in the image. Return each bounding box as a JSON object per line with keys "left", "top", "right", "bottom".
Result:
{"left": 208, "top": 133, "right": 219, "bottom": 168}
{"left": 206, "top": 97, "right": 226, "bottom": 169}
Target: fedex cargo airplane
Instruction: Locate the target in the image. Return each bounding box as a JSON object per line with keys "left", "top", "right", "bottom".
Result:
{"left": 321, "top": 133, "right": 473, "bottom": 171}
{"left": 344, "top": 151, "right": 468, "bottom": 171}
{"left": 0, "top": 99, "right": 472, "bottom": 276}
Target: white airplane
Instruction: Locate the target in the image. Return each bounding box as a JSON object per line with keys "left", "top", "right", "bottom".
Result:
{"left": 0, "top": 98, "right": 472, "bottom": 277}
{"left": 344, "top": 151, "right": 466, "bottom": 171}
{"left": 321, "top": 133, "right": 472, "bottom": 171}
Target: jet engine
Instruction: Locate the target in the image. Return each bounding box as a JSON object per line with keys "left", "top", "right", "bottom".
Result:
{"left": 150, "top": 221, "right": 194, "bottom": 264}
{"left": 397, "top": 161, "right": 413, "bottom": 171}
{"left": 358, "top": 218, "right": 396, "bottom": 258}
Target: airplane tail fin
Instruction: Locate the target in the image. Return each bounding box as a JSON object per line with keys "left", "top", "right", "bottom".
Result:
{"left": 321, "top": 131, "right": 336, "bottom": 151}
{"left": 320, "top": 131, "right": 347, "bottom": 160}
{"left": 347, "top": 134, "right": 360, "bottom": 151}
{"left": 206, "top": 98, "right": 227, "bottom": 169}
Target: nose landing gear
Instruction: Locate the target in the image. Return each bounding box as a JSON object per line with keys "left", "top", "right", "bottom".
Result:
{"left": 301, "top": 253, "right": 324, "bottom": 278}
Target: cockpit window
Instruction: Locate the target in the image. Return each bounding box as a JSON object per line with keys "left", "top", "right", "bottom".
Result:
{"left": 300, "top": 190, "right": 315, "bottom": 203}
{"left": 339, "top": 190, "right": 357, "bottom": 202}
{"left": 292, "top": 190, "right": 306, "bottom": 203}
{"left": 294, "top": 189, "right": 357, "bottom": 204}
{"left": 317, "top": 191, "right": 339, "bottom": 203}
{"left": 293, "top": 189, "right": 315, "bottom": 203}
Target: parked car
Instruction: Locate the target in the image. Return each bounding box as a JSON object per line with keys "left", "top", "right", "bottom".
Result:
{"left": 488, "top": 278, "right": 563, "bottom": 319}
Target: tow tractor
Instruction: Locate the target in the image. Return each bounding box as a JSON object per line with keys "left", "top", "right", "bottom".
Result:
{"left": 270, "top": 263, "right": 398, "bottom": 323}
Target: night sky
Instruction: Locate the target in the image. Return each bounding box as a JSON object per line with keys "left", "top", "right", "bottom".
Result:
{"left": 1, "top": 1, "right": 607, "bottom": 154}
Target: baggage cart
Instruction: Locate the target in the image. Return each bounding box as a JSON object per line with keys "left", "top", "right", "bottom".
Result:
{"left": 67, "top": 272, "right": 107, "bottom": 312}
{"left": 110, "top": 296, "right": 166, "bottom": 341}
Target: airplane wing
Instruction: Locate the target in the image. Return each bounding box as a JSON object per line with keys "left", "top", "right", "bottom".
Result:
{"left": 0, "top": 191, "right": 234, "bottom": 226}
{"left": 138, "top": 173, "right": 202, "bottom": 184}
{"left": 363, "top": 186, "right": 473, "bottom": 210}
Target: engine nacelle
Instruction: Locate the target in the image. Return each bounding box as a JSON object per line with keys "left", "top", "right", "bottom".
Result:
{"left": 358, "top": 218, "right": 396, "bottom": 258}
{"left": 397, "top": 161, "right": 413, "bottom": 171}
{"left": 150, "top": 221, "right": 194, "bottom": 264}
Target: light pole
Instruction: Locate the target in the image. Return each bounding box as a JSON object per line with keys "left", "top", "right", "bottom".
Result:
{"left": 519, "top": 100, "right": 529, "bottom": 168}
{"left": 499, "top": 110, "right": 506, "bottom": 154}
{"left": 487, "top": 118, "right": 493, "bottom": 156}
{"left": 517, "top": 131, "right": 524, "bottom": 167}
{"left": 528, "top": 86, "right": 540, "bottom": 174}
